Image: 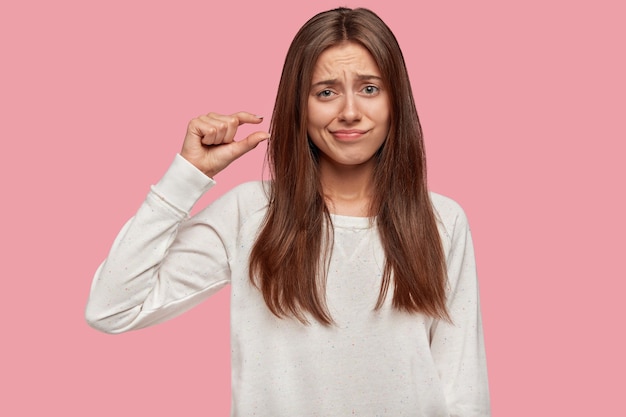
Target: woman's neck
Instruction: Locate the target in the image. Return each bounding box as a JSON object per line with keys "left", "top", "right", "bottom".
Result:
{"left": 319, "top": 158, "right": 375, "bottom": 217}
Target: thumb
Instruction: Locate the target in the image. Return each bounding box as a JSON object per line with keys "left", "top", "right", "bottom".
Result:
{"left": 230, "top": 131, "right": 269, "bottom": 159}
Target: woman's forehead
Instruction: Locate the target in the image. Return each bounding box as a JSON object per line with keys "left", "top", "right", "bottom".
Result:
{"left": 311, "top": 42, "right": 381, "bottom": 81}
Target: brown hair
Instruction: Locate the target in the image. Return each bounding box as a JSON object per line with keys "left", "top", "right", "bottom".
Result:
{"left": 249, "top": 7, "right": 448, "bottom": 325}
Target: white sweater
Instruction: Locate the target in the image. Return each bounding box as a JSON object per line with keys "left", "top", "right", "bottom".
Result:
{"left": 86, "top": 155, "right": 490, "bottom": 416}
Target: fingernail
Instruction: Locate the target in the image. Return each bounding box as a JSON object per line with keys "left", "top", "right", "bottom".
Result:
{"left": 255, "top": 115, "right": 264, "bottom": 119}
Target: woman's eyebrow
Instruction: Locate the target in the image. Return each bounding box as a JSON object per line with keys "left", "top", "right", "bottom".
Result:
{"left": 311, "top": 74, "right": 382, "bottom": 89}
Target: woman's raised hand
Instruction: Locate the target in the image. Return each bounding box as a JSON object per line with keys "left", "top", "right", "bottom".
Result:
{"left": 180, "top": 111, "right": 269, "bottom": 178}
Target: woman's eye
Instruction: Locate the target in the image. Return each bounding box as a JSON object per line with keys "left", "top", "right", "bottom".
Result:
{"left": 317, "top": 89, "right": 334, "bottom": 98}
{"left": 363, "top": 85, "right": 379, "bottom": 95}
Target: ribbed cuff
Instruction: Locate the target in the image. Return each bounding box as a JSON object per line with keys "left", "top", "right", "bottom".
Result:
{"left": 152, "top": 154, "right": 216, "bottom": 213}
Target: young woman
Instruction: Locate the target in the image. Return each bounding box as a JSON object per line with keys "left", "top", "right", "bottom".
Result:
{"left": 86, "top": 7, "right": 490, "bottom": 416}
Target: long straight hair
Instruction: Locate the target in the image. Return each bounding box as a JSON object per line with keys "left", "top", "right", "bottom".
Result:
{"left": 249, "top": 7, "right": 448, "bottom": 325}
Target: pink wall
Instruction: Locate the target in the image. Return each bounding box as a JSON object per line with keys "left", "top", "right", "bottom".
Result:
{"left": 2, "top": 0, "right": 624, "bottom": 415}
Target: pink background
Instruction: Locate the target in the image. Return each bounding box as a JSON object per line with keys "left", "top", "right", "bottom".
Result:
{"left": 2, "top": 0, "right": 624, "bottom": 415}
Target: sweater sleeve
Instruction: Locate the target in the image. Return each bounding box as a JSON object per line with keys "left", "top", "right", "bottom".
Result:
{"left": 85, "top": 154, "right": 231, "bottom": 334}
{"left": 429, "top": 204, "right": 491, "bottom": 416}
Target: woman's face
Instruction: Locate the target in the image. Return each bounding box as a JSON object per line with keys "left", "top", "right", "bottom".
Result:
{"left": 307, "top": 41, "right": 390, "bottom": 170}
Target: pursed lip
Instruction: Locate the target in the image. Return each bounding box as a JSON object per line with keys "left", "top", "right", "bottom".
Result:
{"left": 330, "top": 129, "right": 369, "bottom": 141}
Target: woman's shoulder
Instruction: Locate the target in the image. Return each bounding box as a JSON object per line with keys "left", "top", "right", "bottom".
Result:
{"left": 429, "top": 192, "right": 466, "bottom": 219}
{"left": 429, "top": 191, "right": 470, "bottom": 242}
{"left": 227, "top": 180, "right": 269, "bottom": 200}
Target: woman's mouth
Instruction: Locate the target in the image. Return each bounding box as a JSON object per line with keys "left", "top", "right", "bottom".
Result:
{"left": 331, "top": 129, "right": 368, "bottom": 141}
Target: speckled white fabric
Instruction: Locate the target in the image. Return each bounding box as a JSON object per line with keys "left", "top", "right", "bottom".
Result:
{"left": 86, "top": 154, "right": 490, "bottom": 417}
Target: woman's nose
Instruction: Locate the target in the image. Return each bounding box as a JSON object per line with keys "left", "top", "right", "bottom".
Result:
{"left": 338, "top": 94, "right": 362, "bottom": 122}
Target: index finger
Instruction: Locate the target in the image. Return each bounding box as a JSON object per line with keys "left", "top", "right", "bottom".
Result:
{"left": 231, "top": 111, "right": 264, "bottom": 126}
